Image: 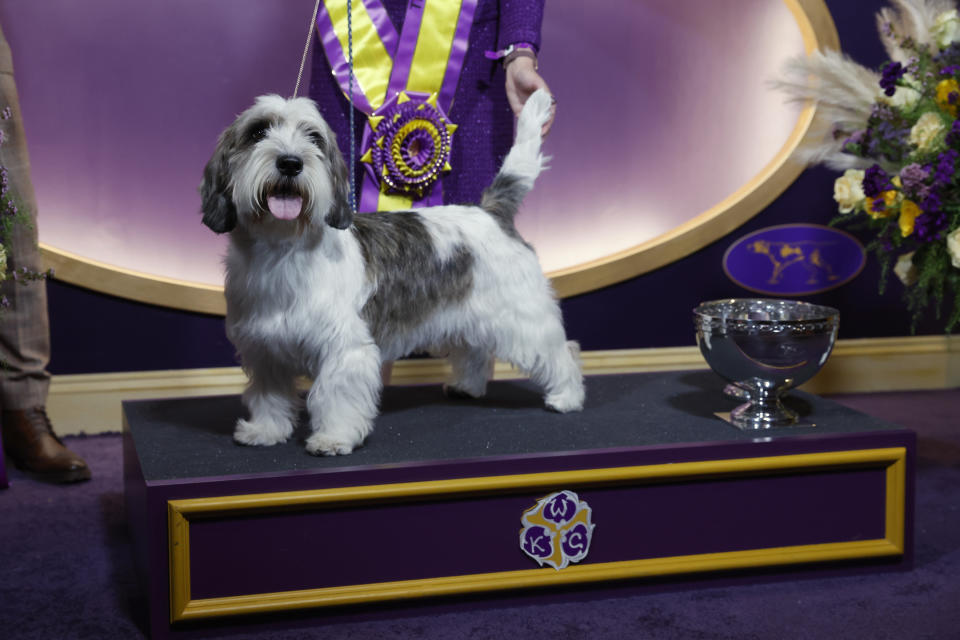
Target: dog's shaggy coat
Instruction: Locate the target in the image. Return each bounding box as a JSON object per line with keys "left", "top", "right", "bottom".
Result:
{"left": 201, "top": 89, "right": 583, "bottom": 455}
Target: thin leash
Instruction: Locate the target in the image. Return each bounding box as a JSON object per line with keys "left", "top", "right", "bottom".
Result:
{"left": 293, "top": 0, "right": 357, "bottom": 213}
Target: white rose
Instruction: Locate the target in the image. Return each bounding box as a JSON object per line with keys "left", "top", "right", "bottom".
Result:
{"left": 934, "top": 10, "right": 960, "bottom": 48}
{"left": 909, "top": 112, "right": 947, "bottom": 151}
{"left": 833, "top": 169, "right": 866, "bottom": 214}
{"left": 894, "top": 252, "right": 918, "bottom": 286}
{"left": 887, "top": 84, "right": 921, "bottom": 110}
{"left": 947, "top": 228, "right": 960, "bottom": 269}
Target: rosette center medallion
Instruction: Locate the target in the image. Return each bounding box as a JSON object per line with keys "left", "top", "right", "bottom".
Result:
{"left": 361, "top": 91, "right": 456, "bottom": 199}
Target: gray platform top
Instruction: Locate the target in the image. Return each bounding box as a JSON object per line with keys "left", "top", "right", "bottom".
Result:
{"left": 123, "top": 370, "right": 904, "bottom": 482}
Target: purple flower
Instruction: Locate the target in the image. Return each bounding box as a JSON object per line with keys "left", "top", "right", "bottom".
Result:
{"left": 862, "top": 164, "right": 893, "bottom": 197}
{"left": 936, "top": 42, "right": 960, "bottom": 66}
{"left": 948, "top": 119, "right": 960, "bottom": 148}
{"left": 899, "top": 163, "right": 930, "bottom": 192}
{"left": 870, "top": 103, "right": 896, "bottom": 120}
{"left": 914, "top": 183, "right": 933, "bottom": 202}
{"left": 843, "top": 130, "right": 865, "bottom": 148}
{"left": 931, "top": 149, "right": 959, "bottom": 188}
{"left": 915, "top": 210, "right": 949, "bottom": 242}
{"left": 921, "top": 190, "right": 942, "bottom": 214}
{"left": 880, "top": 61, "right": 905, "bottom": 96}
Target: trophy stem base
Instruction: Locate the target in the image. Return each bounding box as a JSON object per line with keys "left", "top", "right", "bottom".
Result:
{"left": 729, "top": 393, "right": 798, "bottom": 430}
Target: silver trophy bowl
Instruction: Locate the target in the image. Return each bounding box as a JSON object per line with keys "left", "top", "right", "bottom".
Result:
{"left": 693, "top": 299, "right": 839, "bottom": 430}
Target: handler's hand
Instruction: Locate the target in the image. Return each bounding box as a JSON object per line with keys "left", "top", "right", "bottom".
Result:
{"left": 505, "top": 56, "right": 556, "bottom": 136}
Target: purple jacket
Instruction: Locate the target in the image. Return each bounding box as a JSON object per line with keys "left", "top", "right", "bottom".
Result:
{"left": 308, "top": 0, "right": 545, "bottom": 207}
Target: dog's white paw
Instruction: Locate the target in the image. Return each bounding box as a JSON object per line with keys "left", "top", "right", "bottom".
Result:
{"left": 305, "top": 432, "right": 360, "bottom": 456}
{"left": 233, "top": 418, "right": 290, "bottom": 447}
{"left": 545, "top": 386, "right": 585, "bottom": 414}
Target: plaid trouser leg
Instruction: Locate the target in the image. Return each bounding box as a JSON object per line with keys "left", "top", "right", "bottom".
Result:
{"left": 0, "top": 23, "right": 51, "bottom": 410}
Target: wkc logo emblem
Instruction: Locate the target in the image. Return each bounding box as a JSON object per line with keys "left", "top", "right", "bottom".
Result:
{"left": 520, "top": 490, "right": 595, "bottom": 570}
{"left": 724, "top": 224, "right": 865, "bottom": 296}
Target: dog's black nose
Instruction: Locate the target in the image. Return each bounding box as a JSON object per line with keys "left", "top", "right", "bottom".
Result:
{"left": 276, "top": 155, "right": 303, "bottom": 177}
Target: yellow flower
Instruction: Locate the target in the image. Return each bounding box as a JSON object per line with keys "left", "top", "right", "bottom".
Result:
{"left": 937, "top": 78, "right": 960, "bottom": 117}
{"left": 898, "top": 200, "right": 921, "bottom": 237}
{"left": 865, "top": 190, "right": 898, "bottom": 219}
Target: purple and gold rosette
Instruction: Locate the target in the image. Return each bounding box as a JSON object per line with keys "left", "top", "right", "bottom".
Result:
{"left": 315, "top": 0, "right": 478, "bottom": 211}
{"left": 360, "top": 91, "right": 456, "bottom": 200}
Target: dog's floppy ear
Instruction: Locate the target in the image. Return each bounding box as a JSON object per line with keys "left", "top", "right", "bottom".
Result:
{"left": 324, "top": 135, "right": 355, "bottom": 230}
{"left": 200, "top": 127, "right": 238, "bottom": 234}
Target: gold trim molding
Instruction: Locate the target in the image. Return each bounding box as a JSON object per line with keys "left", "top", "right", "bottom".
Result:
{"left": 48, "top": 335, "right": 960, "bottom": 437}
{"left": 167, "top": 447, "right": 906, "bottom": 622}
{"left": 38, "top": 0, "right": 838, "bottom": 312}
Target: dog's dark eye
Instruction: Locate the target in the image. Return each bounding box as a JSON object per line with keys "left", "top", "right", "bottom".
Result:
{"left": 308, "top": 131, "right": 326, "bottom": 151}
{"left": 246, "top": 120, "right": 270, "bottom": 144}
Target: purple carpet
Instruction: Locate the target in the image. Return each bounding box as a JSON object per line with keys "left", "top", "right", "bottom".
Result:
{"left": 1, "top": 388, "right": 958, "bottom": 639}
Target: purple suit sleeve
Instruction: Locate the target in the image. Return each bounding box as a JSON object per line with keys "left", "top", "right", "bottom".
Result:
{"left": 497, "top": 0, "right": 544, "bottom": 53}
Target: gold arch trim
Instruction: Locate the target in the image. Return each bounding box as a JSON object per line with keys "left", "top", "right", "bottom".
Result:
{"left": 39, "top": 0, "right": 838, "bottom": 314}
{"left": 551, "top": 0, "right": 838, "bottom": 297}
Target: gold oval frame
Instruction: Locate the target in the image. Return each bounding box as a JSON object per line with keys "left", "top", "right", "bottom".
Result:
{"left": 39, "top": 0, "right": 838, "bottom": 315}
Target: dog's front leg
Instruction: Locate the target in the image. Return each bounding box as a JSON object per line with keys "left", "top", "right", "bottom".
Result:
{"left": 305, "top": 340, "right": 382, "bottom": 456}
{"left": 235, "top": 361, "right": 300, "bottom": 447}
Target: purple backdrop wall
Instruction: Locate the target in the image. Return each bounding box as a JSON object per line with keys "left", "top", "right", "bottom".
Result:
{"left": 36, "top": 0, "right": 946, "bottom": 374}
{"left": 2, "top": 0, "right": 804, "bottom": 285}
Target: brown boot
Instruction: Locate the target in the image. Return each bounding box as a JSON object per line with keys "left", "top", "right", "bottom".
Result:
{"left": 1, "top": 407, "right": 91, "bottom": 483}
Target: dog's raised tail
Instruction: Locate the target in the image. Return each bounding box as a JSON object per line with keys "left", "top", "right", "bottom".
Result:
{"left": 480, "top": 88, "right": 552, "bottom": 226}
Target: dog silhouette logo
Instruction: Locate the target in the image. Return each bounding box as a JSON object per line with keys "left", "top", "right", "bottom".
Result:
{"left": 724, "top": 224, "right": 864, "bottom": 296}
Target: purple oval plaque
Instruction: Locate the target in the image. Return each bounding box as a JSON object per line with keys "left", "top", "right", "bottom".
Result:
{"left": 723, "top": 224, "right": 865, "bottom": 296}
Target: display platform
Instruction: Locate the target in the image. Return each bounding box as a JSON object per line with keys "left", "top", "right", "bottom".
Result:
{"left": 123, "top": 370, "right": 915, "bottom": 639}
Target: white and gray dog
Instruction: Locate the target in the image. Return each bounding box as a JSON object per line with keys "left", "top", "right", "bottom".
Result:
{"left": 200, "top": 89, "right": 584, "bottom": 455}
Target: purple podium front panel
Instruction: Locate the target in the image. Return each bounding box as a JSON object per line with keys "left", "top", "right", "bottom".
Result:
{"left": 122, "top": 372, "right": 916, "bottom": 638}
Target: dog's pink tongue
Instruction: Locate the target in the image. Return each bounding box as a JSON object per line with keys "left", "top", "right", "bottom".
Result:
{"left": 267, "top": 196, "right": 302, "bottom": 220}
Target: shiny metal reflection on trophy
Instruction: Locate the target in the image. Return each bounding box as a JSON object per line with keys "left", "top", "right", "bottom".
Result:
{"left": 694, "top": 298, "right": 840, "bottom": 430}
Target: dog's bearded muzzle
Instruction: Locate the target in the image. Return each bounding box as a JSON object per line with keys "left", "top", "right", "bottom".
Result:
{"left": 259, "top": 155, "right": 311, "bottom": 221}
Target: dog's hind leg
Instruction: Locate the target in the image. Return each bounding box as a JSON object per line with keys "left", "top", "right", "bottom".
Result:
{"left": 532, "top": 339, "right": 585, "bottom": 413}
{"left": 234, "top": 364, "right": 300, "bottom": 447}
{"left": 498, "top": 316, "right": 585, "bottom": 413}
{"left": 304, "top": 341, "right": 382, "bottom": 456}
{"left": 443, "top": 347, "right": 494, "bottom": 399}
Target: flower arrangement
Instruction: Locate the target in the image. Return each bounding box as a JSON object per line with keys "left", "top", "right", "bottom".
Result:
{"left": 776, "top": 0, "right": 960, "bottom": 331}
